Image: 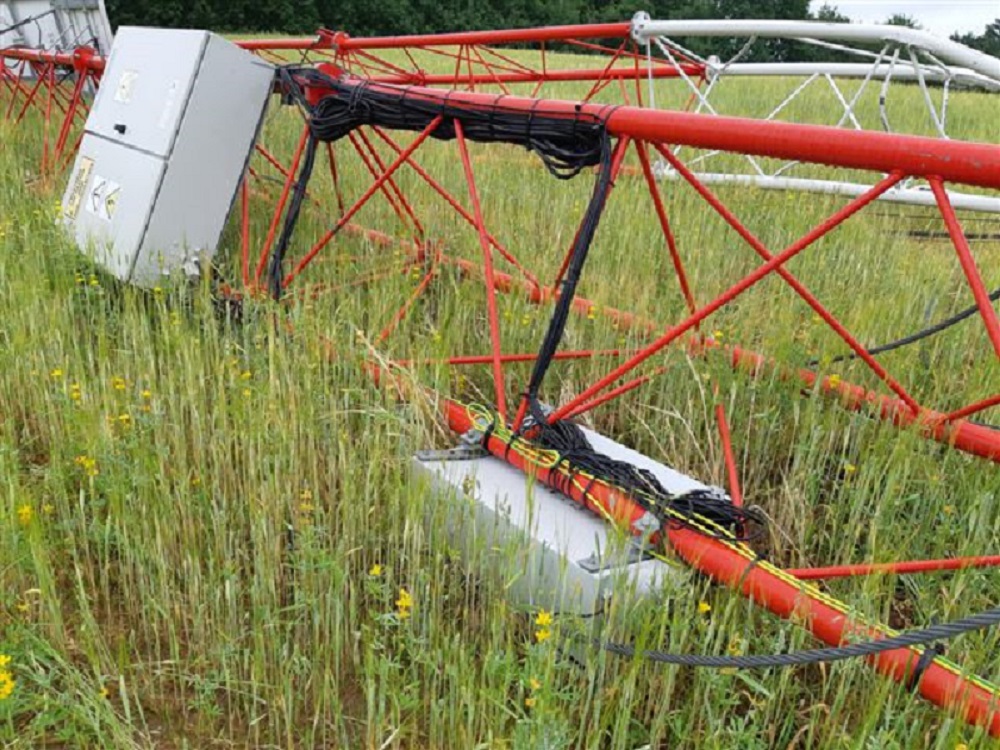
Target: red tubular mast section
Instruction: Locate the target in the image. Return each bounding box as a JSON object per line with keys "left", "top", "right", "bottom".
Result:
{"left": 237, "top": 23, "right": 634, "bottom": 51}
{"left": 325, "top": 82, "right": 1000, "bottom": 189}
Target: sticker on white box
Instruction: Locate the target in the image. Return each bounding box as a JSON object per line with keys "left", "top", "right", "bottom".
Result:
{"left": 114, "top": 70, "right": 138, "bottom": 103}
{"left": 64, "top": 157, "right": 94, "bottom": 220}
{"left": 85, "top": 176, "right": 121, "bottom": 221}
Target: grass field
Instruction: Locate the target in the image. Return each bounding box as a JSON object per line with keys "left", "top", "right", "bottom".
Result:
{"left": 2, "top": 48, "right": 1000, "bottom": 748}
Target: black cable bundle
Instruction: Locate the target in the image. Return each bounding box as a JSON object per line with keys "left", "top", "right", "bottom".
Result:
{"left": 268, "top": 134, "right": 318, "bottom": 299}
{"left": 531, "top": 415, "right": 764, "bottom": 541}
{"left": 284, "top": 66, "right": 609, "bottom": 179}
{"left": 266, "top": 66, "right": 611, "bottom": 296}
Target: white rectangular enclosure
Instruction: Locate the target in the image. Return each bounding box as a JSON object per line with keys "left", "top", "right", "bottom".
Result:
{"left": 413, "top": 426, "right": 691, "bottom": 616}
{"left": 61, "top": 27, "right": 273, "bottom": 287}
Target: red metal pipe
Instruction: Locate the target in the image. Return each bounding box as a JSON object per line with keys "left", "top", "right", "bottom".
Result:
{"left": 455, "top": 119, "right": 509, "bottom": 419}
{"left": 0, "top": 46, "right": 105, "bottom": 72}
{"left": 360, "top": 65, "right": 702, "bottom": 86}
{"left": 393, "top": 348, "right": 628, "bottom": 368}
{"left": 715, "top": 402, "right": 743, "bottom": 507}
{"left": 236, "top": 23, "right": 634, "bottom": 52}
{"left": 930, "top": 178, "right": 1000, "bottom": 359}
{"left": 635, "top": 140, "right": 698, "bottom": 315}
{"left": 788, "top": 555, "right": 1000, "bottom": 580}
{"left": 946, "top": 394, "right": 1000, "bottom": 423}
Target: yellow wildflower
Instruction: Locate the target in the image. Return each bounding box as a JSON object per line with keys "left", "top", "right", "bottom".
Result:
{"left": 16, "top": 504, "right": 33, "bottom": 526}
{"left": 529, "top": 677, "right": 541, "bottom": 691}
{"left": 141, "top": 389, "right": 152, "bottom": 400}
{"left": 112, "top": 376, "right": 126, "bottom": 391}
{"left": 535, "top": 628, "right": 551, "bottom": 643}
{"left": 396, "top": 587, "right": 413, "bottom": 619}
{"left": 535, "top": 610, "right": 553, "bottom": 628}
{"left": 50, "top": 368, "right": 63, "bottom": 379}
{"left": 697, "top": 600, "right": 712, "bottom": 615}
{"left": 74, "top": 455, "right": 99, "bottom": 477}
{"left": 369, "top": 563, "right": 383, "bottom": 577}
{"left": 843, "top": 462, "right": 857, "bottom": 475}
{"left": 99, "top": 686, "right": 109, "bottom": 699}
{"left": 524, "top": 696, "right": 536, "bottom": 708}
{"left": 0, "top": 656, "right": 9, "bottom": 668}
{"left": 0, "top": 667, "right": 15, "bottom": 701}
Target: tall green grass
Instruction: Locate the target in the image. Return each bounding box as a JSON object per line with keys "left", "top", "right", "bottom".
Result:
{"left": 1, "top": 56, "right": 998, "bottom": 748}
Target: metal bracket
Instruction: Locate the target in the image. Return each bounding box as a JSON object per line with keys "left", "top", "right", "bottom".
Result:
{"left": 415, "top": 429, "right": 488, "bottom": 462}
{"left": 577, "top": 535, "right": 654, "bottom": 573}
{"left": 519, "top": 401, "right": 555, "bottom": 431}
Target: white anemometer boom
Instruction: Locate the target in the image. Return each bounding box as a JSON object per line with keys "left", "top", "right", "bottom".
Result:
{"left": 630, "top": 17, "right": 1000, "bottom": 84}
{"left": 629, "top": 14, "right": 1000, "bottom": 212}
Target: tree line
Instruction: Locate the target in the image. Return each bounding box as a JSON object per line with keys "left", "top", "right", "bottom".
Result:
{"left": 102, "top": 0, "right": 999, "bottom": 59}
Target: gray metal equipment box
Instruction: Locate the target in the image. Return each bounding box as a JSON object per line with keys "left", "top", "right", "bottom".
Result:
{"left": 61, "top": 27, "right": 273, "bottom": 286}
{"left": 413, "top": 426, "right": 690, "bottom": 616}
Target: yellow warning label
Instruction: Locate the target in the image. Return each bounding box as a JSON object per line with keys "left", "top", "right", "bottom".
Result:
{"left": 64, "top": 157, "right": 94, "bottom": 221}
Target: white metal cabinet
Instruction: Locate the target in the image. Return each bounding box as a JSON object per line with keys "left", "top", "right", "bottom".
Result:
{"left": 61, "top": 26, "right": 273, "bottom": 286}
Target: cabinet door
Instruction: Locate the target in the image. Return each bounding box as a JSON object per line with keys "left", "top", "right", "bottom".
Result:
{"left": 62, "top": 132, "right": 166, "bottom": 283}
{"left": 86, "top": 27, "right": 207, "bottom": 159}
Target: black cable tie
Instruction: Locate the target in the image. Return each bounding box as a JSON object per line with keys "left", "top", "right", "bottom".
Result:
{"left": 907, "top": 643, "right": 945, "bottom": 692}
{"left": 480, "top": 418, "right": 496, "bottom": 450}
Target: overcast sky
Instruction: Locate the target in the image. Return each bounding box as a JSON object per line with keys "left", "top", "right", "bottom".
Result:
{"left": 809, "top": 1, "right": 998, "bottom": 36}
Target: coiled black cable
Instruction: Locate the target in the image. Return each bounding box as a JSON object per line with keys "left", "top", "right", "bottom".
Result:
{"left": 529, "top": 415, "right": 764, "bottom": 541}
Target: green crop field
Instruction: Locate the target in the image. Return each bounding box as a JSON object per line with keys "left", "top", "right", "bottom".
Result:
{"left": 2, "top": 51, "right": 999, "bottom": 748}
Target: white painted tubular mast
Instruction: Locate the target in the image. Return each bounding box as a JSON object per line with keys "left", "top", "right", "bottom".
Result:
{"left": 629, "top": 15, "right": 1000, "bottom": 213}
{"left": 0, "top": 0, "right": 113, "bottom": 55}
